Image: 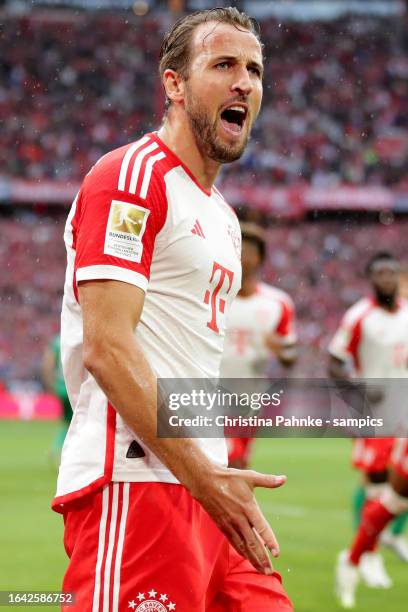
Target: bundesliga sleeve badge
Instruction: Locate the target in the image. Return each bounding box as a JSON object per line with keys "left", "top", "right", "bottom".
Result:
{"left": 104, "top": 200, "right": 150, "bottom": 262}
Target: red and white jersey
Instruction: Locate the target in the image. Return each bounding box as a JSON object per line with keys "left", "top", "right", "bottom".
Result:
{"left": 329, "top": 297, "right": 408, "bottom": 378}
{"left": 219, "top": 283, "right": 296, "bottom": 378}
{"left": 53, "top": 133, "right": 241, "bottom": 510}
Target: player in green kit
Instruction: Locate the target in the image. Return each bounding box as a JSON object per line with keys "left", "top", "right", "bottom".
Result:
{"left": 42, "top": 335, "right": 72, "bottom": 458}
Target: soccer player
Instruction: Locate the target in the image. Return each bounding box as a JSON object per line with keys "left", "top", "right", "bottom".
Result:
{"left": 220, "top": 222, "right": 297, "bottom": 468}
{"left": 335, "top": 439, "right": 408, "bottom": 609}
{"left": 53, "top": 8, "right": 293, "bottom": 612}
{"left": 42, "top": 334, "right": 72, "bottom": 460}
{"left": 379, "top": 262, "right": 408, "bottom": 560}
{"left": 329, "top": 251, "right": 408, "bottom": 607}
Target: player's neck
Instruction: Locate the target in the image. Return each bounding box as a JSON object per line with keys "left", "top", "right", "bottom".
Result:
{"left": 158, "top": 116, "right": 221, "bottom": 191}
{"left": 239, "top": 277, "right": 258, "bottom": 297}
{"left": 373, "top": 291, "right": 398, "bottom": 312}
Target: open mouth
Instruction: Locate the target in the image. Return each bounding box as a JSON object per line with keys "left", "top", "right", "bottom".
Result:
{"left": 220, "top": 105, "right": 248, "bottom": 135}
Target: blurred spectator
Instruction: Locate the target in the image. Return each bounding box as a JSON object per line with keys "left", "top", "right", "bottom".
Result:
{"left": 0, "top": 13, "right": 407, "bottom": 188}
{"left": 0, "top": 212, "right": 65, "bottom": 383}
{"left": 0, "top": 13, "right": 163, "bottom": 181}
{"left": 224, "top": 16, "right": 408, "bottom": 190}
{"left": 1, "top": 10, "right": 408, "bottom": 383}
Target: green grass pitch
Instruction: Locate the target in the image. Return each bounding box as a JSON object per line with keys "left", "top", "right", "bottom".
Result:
{"left": 0, "top": 421, "right": 406, "bottom": 611}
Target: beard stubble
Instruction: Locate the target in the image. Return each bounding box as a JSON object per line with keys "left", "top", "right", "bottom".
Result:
{"left": 184, "top": 88, "right": 250, "bottom": 163}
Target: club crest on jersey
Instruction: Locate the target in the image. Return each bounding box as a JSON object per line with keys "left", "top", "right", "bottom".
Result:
{"left": 128, "top": 588, "right": 176, "bottom": 611}
{"left": 227, "top": 224, "right": 241, "bottom": 260}
{"left": 104, "top": 200, "right": 150, "bottom": 263}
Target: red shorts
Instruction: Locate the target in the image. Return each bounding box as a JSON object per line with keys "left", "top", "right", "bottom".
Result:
{"left": 390, "top": 438, "right": 408, "bottom": 478}
{"left": 352, "top": 438, "right": 394, "bottom": 474}
{"left": 62, "top": 482, "right": 293, "bottom": 612}
{"left": 227, "top": 438, "right": 254, "bottom": 467}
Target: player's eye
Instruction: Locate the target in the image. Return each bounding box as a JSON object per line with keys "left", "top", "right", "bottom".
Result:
{"left": 216, "top": 62, "right": 230, "bottom": 70}
{"left": 248, "top": 66, "right": 261, "bottom": 77}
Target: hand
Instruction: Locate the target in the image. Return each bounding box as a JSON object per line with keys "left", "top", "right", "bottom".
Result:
{"left": 365, "top": 384, "right": 384, "bottom": 405}
{"left": 264, "top": 332, "right": 283, "bottom": 355}
{"left": 188, "top": 466, "right": 286, "bottom": 574}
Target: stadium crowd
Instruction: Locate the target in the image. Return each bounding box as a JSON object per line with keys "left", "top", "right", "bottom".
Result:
{"left": 0, "top": 13, "right": 407, "bottom": 189}
{"left": 1, "top": 212, "right": 407, "bottom": 384}
{"left": 1, "top": 9, "right": 408, "bottom": 384}
{"left": 0, "top": 214, "right": 65, "bottom": 384}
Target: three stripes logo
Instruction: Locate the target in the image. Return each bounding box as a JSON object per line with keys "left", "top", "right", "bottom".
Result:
{"left": 117, "top": 136, "right": 166, "bottom": 199}
{"left": 191, "top": 219, "right": 206, "bottom": 239}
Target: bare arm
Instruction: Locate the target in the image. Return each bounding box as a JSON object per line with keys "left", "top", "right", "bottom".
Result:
{"left": 79, "top": 279, "right": 287, "bottom": 575}
{"left": 265, "top": 332, "right": 297, "bottom": 368}
{"left": 328, "top": 353, "right": 383, "bottom": 407}
{"left": 328, "top": 354, "right": 350, "bottom": 380}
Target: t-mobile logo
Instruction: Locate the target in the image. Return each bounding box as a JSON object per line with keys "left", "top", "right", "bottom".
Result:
{"left": 204, "top": 261, "right": 234, "bottom": 334}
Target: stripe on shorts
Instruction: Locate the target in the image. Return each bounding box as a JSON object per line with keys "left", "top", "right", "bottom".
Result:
{"left": 392, "top": 438, "right": 408, "bottom": 464}
{"left": 112, "top": 483, "right": 130, "bottom": 612}
{"left": 92, "top": 483, "right": 130, "bottom": 612}
{"left": 92, "top": 486, "right": 110, "bottom": 612}
{"left": 103, "top": 483, "right": 119, "bottom": 612}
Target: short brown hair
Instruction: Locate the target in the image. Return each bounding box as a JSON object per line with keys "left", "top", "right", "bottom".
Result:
{"left": 240, "top": 222, "right": 266, "bottom": 262}
{"left": 159, "top": 7, "right": 262, "bottom": 107}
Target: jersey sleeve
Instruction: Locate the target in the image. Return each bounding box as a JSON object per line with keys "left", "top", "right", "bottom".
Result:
{"left": 74, "top": 156, "right": 167, "bottom": 293}
{"left": 274, "top": 297, "right": 297, "bottom": 345}
{"left": 328, "top": 308, "right": 361, "bottom": 363}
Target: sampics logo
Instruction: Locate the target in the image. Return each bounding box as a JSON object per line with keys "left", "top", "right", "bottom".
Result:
{"left": 104, "top": 200, "right": 150, "bottom": 262}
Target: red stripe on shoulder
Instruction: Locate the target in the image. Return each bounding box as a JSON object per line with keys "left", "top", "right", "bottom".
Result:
{"left": 276, "top": 299, "right": 294, "bottom": 336}
{"left": 83, "top": 137, "right": 156, "bottom": 198}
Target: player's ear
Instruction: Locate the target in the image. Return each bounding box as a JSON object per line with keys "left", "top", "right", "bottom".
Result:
{"left": 162, "top": 69, "right": 186, "bottom": 105}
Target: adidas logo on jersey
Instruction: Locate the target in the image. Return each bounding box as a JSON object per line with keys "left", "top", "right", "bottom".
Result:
{"left": 191, "top": 219, "right": 206, "bottom": 238}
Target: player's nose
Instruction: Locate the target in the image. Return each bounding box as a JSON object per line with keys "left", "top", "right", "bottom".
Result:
{"left": 230, "top": 66, "right": 253, "bottom": 97}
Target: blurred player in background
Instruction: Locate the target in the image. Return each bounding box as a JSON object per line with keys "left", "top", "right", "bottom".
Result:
{"left": 379, "top": 263, "right": 408, "bottom": 557}
{"left": 220, "top": 222, "right": 297, "bottom": 468}
{"left": 329, "top": 251, "right": 408, "bottom": 607}
{"left": 41, "top": 334, "right": 72, "bottom": 461}
{"left": 335, "top": 437, "right": 408, "bottom": 609}
{"left": 53, "top": 8, "right": 293, "bottom": 612}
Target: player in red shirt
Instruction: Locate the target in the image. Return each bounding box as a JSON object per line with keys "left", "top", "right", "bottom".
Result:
{"left": 55, "top": 8, "right": 293, "bottom": 612}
